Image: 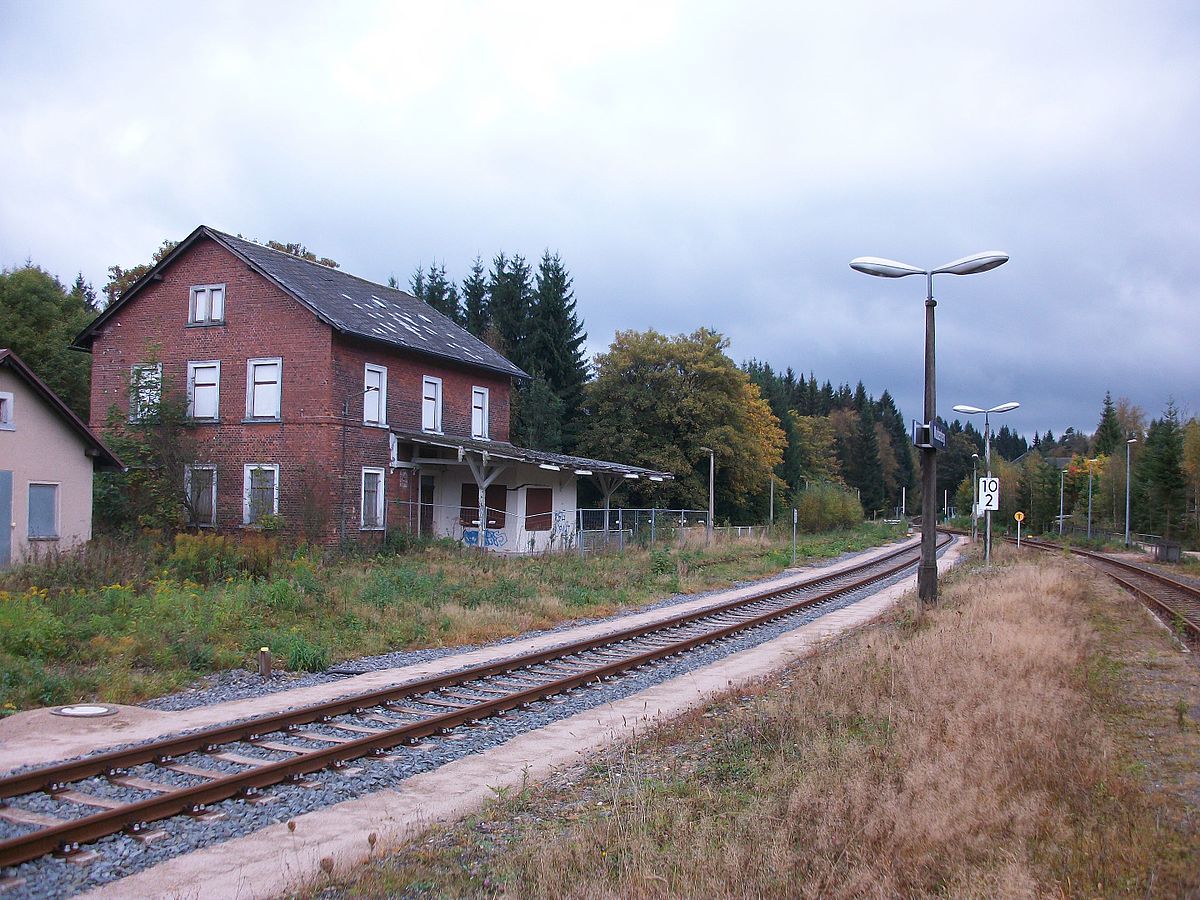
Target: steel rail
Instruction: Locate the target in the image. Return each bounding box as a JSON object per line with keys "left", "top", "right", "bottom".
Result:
{"left": 0, "top": 535, "right": 926, "bottom": 800}
{"left": 1013, "top": 536, "right": 1200, "bottom": 639}
{"left": 0, "top": 533, "right": 949, "bottom": 867}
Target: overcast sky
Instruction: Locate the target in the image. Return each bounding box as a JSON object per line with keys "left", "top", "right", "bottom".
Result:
{"left": 2, "top": 1, "right": 1197, "bottom": 439}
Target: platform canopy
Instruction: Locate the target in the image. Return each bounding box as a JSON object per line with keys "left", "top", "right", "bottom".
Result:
{"left": 389, "top": 428, "right": 673, "bottom": 483}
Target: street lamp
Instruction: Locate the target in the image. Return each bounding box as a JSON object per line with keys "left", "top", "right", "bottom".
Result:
{"left": 1086, "top": 457, "right": 1099, "bottom": 539}
{"left": 851, "top": 251, "right": 1009, "bottom": 605}
{"left": 1125, "top": 437, "right": 1138, "bottom": 546}
{"left": 970, "top": 452, "right": 980, "bottom": 543}
{"left": 952, "top": 401, "right": 1020, "bottom": 565}
{"left": 698, "top": 446, "right": 715, "bottom": 546}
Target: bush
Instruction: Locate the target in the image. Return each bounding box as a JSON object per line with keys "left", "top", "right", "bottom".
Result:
{"left": 166, "top": 533, "right": 280, "bottom": 583}
{"left": 270, "top": 633, "right": 329, "bottom": 672}
{"left": 0, "top": 592, "right": 66, "bottom": 658}
{"left": 794, "top": 484, "right": 864, "bottom": 533}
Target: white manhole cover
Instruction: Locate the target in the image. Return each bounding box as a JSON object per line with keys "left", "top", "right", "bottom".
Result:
{"left": 51, "top": 705, "right": 118, "bottom": 718}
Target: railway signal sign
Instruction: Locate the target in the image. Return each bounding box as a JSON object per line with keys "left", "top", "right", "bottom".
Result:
{"left": 1014, "top": 511, "right": 1024, "bottom": 522}
{"left": 979, "top": 477, "right": 1000, "bottom": 511}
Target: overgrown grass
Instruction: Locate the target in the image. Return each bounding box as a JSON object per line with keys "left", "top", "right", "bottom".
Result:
{"left": 0, "top": 523, "right": 903, "bottom": 712}
{"left": 324, "top": 552, "right": 1200, "bottom": 898}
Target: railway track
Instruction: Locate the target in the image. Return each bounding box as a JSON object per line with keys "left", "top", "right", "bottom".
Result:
{"left": 1014, "top": 536, "right": 1200, "bottom": 641}
{"left": 0, "top": 533, "right": 951, "bottom": 873}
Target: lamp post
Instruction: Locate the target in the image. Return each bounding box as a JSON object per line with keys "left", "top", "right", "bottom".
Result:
{"left": 1125, "top": 438, "right": 1137, "bottom": 546}
{"left": 1059, "top": 466, "right": 1066, "bottom": 536}
{"left": 953, "top": 401, "right": 1020, "bottom": 566}
{"left": 851, "top": 251, "right": 1009, "bottom": 605}
{"left": 971, "top": 452, "right": 980, "bottom": 543}
{"left": 1087, "top": 457, "right": 1099, "bottom": 539}
{"left": 698, "top": 446, "right": 715, "bottom": 546}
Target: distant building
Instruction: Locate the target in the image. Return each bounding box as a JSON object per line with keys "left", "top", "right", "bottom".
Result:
{"left": 0, "top": 349, "right": 122, "bottom": 567}
{"left": 74, "top": 226, "right": 668, "bottom": 550}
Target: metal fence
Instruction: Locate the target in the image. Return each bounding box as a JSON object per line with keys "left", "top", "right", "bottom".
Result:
{"left": 385, "top": 499, "right": 774, "bottom": 555}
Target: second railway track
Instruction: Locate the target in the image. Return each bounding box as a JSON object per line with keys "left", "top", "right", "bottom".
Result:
{"left": 0, "top": 533, "right": 952, "bottom": 886}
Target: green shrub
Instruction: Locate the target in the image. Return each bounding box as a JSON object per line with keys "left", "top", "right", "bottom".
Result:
{"left": 266, "top": 632, "right": 329, "bottom": 672}
{"left": 794, "top": 484, "right": 864, "bottom": 533}
{"left": 0, "top": 593, "right": 66, "bottom": 658}
{"left": 167, "top": 533, "right": 241, "bottom": 583}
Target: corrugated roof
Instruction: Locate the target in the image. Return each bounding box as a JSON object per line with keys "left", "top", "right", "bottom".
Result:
{"left": 391, "top": 428, "right": 674, "bottom": 481}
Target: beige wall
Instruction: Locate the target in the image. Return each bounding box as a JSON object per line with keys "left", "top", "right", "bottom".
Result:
{"left": 0, "top": 369, "right": 96, "bottom": 563}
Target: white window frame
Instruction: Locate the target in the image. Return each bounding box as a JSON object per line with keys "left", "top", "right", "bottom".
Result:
{"left": 189, "top": 283, "right": 226, "bottom": 324}
{"left": 361, "top": 467, "right": 386, "bottom": 530}
{"left": 421, "top": 376, "right": 442, "bottom": 433}
{"left": 0, "top": 391, "right": 13, "bottom": 430}
{"left": 27, "top": 482, "right": 59, "bottom": 540}
{"left": 129, "top": 363, "right": 162, "bottom": 423}
{"left": 471, "top": 386, "right": 489, "bottom": 439}
{"left": 245, "top": 357, "right": 282, "bottom": 421}
{"left": 187, "top": 360, "right": 221, "bottom": 421}
{"left": 185, "top": 464, "right": 218, "bottom": 527}
{"left": 363, "top": 364, "right": 388, "bottom": 426}
{"left": 242, "top": 463, "right": 280, "bottom": 525}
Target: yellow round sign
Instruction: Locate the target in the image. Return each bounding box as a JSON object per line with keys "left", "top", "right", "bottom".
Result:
{"left": 1014, "top": 511, "right": 1025, "bottom": 522}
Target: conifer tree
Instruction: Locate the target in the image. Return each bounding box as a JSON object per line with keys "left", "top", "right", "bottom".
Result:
{"left": 850, "top": 405, "right": 885, "bottom": 513}
{"left": 410, "top": 261, "right": 462, "bottom": 323}
{"left": 461, "top": 256, "right": 489, "bottom": 337}
{"left": 487, "top": 253, "right": 533, "bottom": 365}
{"left": 526, "top": 251, "right": 589, "bottom": 449}
{"left": 1093, "top": 390, "right": 1123, "bottom": 456}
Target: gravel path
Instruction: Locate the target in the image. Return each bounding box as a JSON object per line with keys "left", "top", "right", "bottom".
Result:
{"left": 1, "top": 541, "right": 931, "bottom": 899}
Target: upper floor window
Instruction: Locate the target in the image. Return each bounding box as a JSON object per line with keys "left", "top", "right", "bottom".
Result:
{"left": 189, "top": 284, "right": 225, "bottom": 324}
{"left": 0, "top": 391, "right": 13, "bottom": 430}
{"left": 246, "top": 358, "right": 282, "bottom": 420}
{"left": 185, "top": 465, "right": 217, "bottom": 527}
{"left": 364, "top": 364, "right": 387, "bottom": 426}
{"left": 471, "top": 387, "right": 489, "bottom": 439}
{"left": 187, "top": 361, "right": 221, "bottom": 421}
{"left": 130, "top": 363, "right": 161, "bottom": 422}
{"left": 422, "top": 376, "right": 442, "bottom": 433}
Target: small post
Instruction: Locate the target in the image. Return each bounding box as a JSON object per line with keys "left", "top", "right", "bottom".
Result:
{"left": 578, "top": 508, "right": 585, "bottom": 559}
{"left": 258, "top": 647, "right": 272, "bottom": 679}
{"left": 651, "top": 507, "right": 657, "bottom": 545}
{"left": 792, "top": 507, "right": 797, "bottom": 566}
{"left": 618, "top": 508, "right": 624, "bottom": 553}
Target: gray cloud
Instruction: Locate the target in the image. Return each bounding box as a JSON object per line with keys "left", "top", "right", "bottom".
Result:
{"left": 2, "top": 0, "right": 1197, "bottom": 438}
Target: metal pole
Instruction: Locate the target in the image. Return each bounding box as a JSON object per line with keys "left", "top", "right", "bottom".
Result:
{"left": 618, "top": 508, "right": 624, "bottom": 553}
{"left": 984, "top": 412, "right": 993, "bottom": 566}
{"left": 651, "top": 507, "right": 657, "bottom": 545}
{"left": 918, "top": 273, "right": 938, "bottom": 605}
{"left": 1059, "top": 469, "right": 1065, "bottom": 537}
{"left": 792, "top": 507, "right": 797, "bottom": 566}
{"left": 1087, "top": 466, "right": 1094, "bottom": 539}
{"left": 769, "top": 478, "right": 774, "bottom": 527}
{"left": 1125, "top": 442, "right": 1133, "bottom": 546}
{"left": 578, "top": 508, "right": 584, "bottom": 559}
{"left": 707, "top": 449, "right": 715, "bottom": 547}
{"left": 971, "top": 457, "right": 978, "bottom": 543}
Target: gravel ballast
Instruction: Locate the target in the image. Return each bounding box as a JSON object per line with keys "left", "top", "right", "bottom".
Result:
{"left": 1, "top": 540, "right": 935, "bottom": 898}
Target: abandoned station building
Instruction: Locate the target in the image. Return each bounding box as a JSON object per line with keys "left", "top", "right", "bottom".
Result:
{"left": 74, "top": 226, "right": 670, "bottom": 551}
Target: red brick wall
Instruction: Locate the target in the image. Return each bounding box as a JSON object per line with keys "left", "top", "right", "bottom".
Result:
{"left": 86, "top": 236, "right": 516, "bottom": 546}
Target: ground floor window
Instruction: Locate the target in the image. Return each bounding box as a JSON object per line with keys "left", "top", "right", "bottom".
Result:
{"left": 525, "top": 487, "right": 553, "bottom": 531}
{"left": 459, "top": 482, "right": 507, "bottom": 528}
{"left": 185, "top": 465, "right": 217, "bottom": 527}
{"left": 243, "top": 464, "right": 279, "bottom": 525}
{"left": 361, "top": 467, "right": 385, "bottom": 530}
{"left": 27, "top": 482, "right": 58, "bottom": 539}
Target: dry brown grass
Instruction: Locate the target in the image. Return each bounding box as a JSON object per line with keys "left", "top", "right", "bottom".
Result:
{"left": 322, "top": 553, "right": 1200, "bottom": 899}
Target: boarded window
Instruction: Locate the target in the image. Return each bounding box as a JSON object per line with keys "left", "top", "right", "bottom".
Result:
{"left": 186, "top": 466, "right": 216, "bottom": 526}
{"left": 361, "top": 468, "right": 385, "bottom": 529}
{"left": 243, "top": 464, "right": 279, "bottom": 524}
{"left": 525, "top": 487, "right": 552, "bottom": 532}
{"left": 28, "top": 483, "right": 58, "bottom": 538}
{"left": 459, "top": 483, "right": 507, "bottom": 528}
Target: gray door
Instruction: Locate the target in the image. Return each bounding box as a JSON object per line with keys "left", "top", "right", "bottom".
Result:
{"left": 0, "top": 471, "right": 11, "bottom": 568}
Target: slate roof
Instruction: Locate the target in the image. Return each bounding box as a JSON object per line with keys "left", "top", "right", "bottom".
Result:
{"left": 74, "top": 226, "right": 528, "bottom": 380}
{"left": 0, "top": 349, "right": 123, "bottom": 471}
{"left": 391, "top": 428, "right": 674, "bottom": 481}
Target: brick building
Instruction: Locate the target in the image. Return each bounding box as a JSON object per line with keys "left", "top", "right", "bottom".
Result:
{"left": 74, "top": 226, "right": 669, "bottom": 550}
